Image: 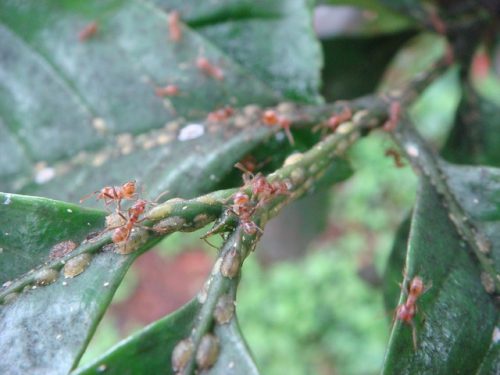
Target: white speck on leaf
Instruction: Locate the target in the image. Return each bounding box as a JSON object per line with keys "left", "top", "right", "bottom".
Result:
{"left": 178, "top": 124, "right": 204, "bottom": 141}
{"left": 35, "top": 167, "right": 55, "bottom": 184}
{"left": 493, "top": 326, "right": 500, "bottom": 343}
{"left": 3, "top": 194, "right": 12, "bottom": 205}
{"left": 406, "top": 143, "right": 419, "bottom": 157}
{"left": 67, "top": 209, "right": 73, "bottom": 213}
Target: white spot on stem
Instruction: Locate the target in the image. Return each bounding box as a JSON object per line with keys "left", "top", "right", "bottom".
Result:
{"left": 3, "top": 194, "right": 12, "bottom": 205}
{"left": 178, "top": 124, "right": 204, "bottom": 141}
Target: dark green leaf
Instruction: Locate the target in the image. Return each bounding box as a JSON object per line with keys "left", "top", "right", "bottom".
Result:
{"left": 442, "top": 82, "right": 500, "bottom": 167}
{"left": 0, "top": 0, "right": 321, "bottom": 199}
{"left": 73, "top": 299, "right": 201, "bottom": 375}
{"left": 382, "top": 164, "right": 500, "bottom": 373}
{"left": 0, "top": 0, "right": 323, "bottom": 374}
{"left": 321, "top": 31, "right": 415, "bottom": 101}
{"left": 73, "top": 300, "right": 258, "bottom": 375}
{"left": 382, "top": 216, "right": 410, "bottom": 313}
{"left": 0, "top": 193, "right": 104, "bottom": 283}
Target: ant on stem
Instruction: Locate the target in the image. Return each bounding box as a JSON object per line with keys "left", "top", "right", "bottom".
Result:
{"left": 80, "top": 180, "right": 137, "bottom": 211}
{"left": 262, "top": 110, "right": 294, "bottom": 145}
{"left": 202, "top": 165, "right": 289, "bottom": 241}
{"left": 395, "top": 276, "right": 431, "bottom": 350}
{"left": 78, "top": 21, "right": 98, "bottom": 42}
{"left": 168, "top": 11, "right": 182, "bottom": 43}
{"left": 111, "top": 199, "right": 148, "bottom": 244}
{"left": 196, "top": 57, "right": 224, "bottom": 80}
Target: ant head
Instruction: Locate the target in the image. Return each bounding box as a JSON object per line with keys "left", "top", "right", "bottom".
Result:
{"left": 122, "top": 180, "right": 136, "bottom": 194}
{"left": 242, "top": 221, "right": 257, "bottom": 235}
{"left": 133, "top": 199, "right": 148, "bottom": 211}
{"left": 196, "top": 57, "right": 210, "bottom": 69}
{"left": 262, "top": 110, "right": 278, "bottom": 125}
{"left": 233, "top": 192, "right": 249, "bottom": 206}
{"left": 409, "top": 276, "right": 424, "bottom": 295}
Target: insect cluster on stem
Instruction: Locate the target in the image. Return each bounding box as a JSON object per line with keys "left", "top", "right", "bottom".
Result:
{"left": 81, "top": 181, "right": 151, "bottom": 247}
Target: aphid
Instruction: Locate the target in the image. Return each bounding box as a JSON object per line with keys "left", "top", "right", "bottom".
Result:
{"left": 207, "top": 106, "right": 234, "bottom": 122}
{"left": 196, "top": 57, "right": 224, "bottom": 80}
{"left": 112, "top": 199, "right": 148, "bottom": 244}
{"left": 80, "top": 180, "right": 137, "bottom": 211}
{"left": 78, "top": 21, "right": 98, "bottom": 42}
{"left": 262, "top": 110, "right": 294, "bottom": 145}
{"left": 168, "top": 11, "right": 182, "bottom": 42}
{"left": 155, "top": 84, "right": 179, "bottom": 97}
{"left": 385, "top": 148, "right": 405, "bottom": 168}
{"left": 383, "top": 101, "right": 401, "bottom": 131}
{"left": 395, "top": 276, "right": 430, "bottom": 350}
{"left": 326, "top": 106, "right": 352, "bottom": 131}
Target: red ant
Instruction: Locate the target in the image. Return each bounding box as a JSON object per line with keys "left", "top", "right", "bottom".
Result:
{"left": 207, "top": 106, "right": 234, "bottom": 122}
{"left": 326, "top": 106, "right": 352, "bottom": 131}
{"left": 383, "top": 101, "right": 401, "bottom": 131}
{"left": 247, "top": 173, "right": 288, "bottom": 203}
{"left": 155, "top": 84, "right": 179, "bottom": 97}
{"left": 111, "top": 199, "right": 148, "bottom": 244}
{"left": 80, "top": 180, "right": 137, "bottom": 211}
{"left": 168, "top": 11, "right": 182, "bottom": 42}
{"left": 196, "top": 57, "right": 224, "bottom": 80}
{"left": 79, "top": 21, "right": 98, "bottom": 42}
{"left": 385, "top": 148, "right": 405, "bottom": 168}
{"left": 236, "top": 163, "right": 289, "bottom": 204}
{"left": 395, "top": 276, "right": 431, "bottom": 350}
{"left": 230, "top": 192, "right": 261, "bottom": 235}
{"left": 262, "top": 110, "right": 294, "bottom": 145}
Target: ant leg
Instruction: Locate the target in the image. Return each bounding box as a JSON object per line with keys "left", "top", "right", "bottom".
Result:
{"left": 80, "top": 191, "right": 98, "bottom": 203}
{"left": 410, "top": 320, "right": 418, "bottom": 351}
{"left": 202, "top": 236, "right": 219, "bottom": 249}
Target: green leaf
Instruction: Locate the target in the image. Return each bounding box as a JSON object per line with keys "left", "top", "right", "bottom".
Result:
{"left": 0, "top": 193, "right": 105, "bottom": 283}
{"left": 382, "top": 164, "right": 500, "bottom": 373}
{"left": 73, "top": 299, "right": 258, "bottom": 375}
{"left": 320, "top": 0, "right": 413, "bottom": 35}
{"left": 442, "top": 82, "right": 500, "bottom": 167}
{"left": 73, "top": 299, "right": 201, "bottom": 375}
{"left": 0, "top": 193, "right": 140, "bottom": 375}
{"left": 0, "top": 1, "right": 323, "bottom": 374}
{"left": 0, "top": 0, "right": 320, "bottom": 200}
{"left": 321, "top": 30, "right": 415, "bottom": 101}
{"left": 153, "top": 0, "right": 322, "bottom": 103}
{"left": 382, "top": 216, "right": 410, "bottom": 313}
